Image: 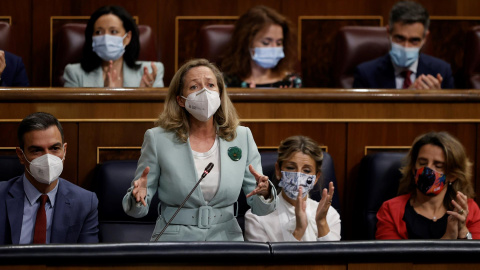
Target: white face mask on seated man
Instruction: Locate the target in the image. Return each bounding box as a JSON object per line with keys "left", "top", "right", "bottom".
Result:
{"left": 22, "top": 150, "right": 66, "bottom": 185}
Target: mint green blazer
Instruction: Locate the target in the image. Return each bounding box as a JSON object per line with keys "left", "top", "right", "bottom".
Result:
{"left": 63, "top": 61, "right": 164, "bottom": 87}
{"left": 122, "top": 126, "right": 277, "bottom": 241}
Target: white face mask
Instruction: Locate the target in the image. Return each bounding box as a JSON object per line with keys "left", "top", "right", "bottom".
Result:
{"left": 22, "top": 150, "right": 65, "bottom": 185}
{"left": 278, "top": 171, "right": 316, "bottom": 200}
{"left": 181, "top": 88, "right": 221, "bottom": 122}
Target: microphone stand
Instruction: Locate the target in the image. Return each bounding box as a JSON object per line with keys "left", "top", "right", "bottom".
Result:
{"left": 154, "top": 163, "right": 214, "bottom": 241}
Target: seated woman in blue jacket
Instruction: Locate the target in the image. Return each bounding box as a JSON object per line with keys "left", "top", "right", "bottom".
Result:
{"left": 63, "top": 5, "right": 163, "bottom": 87}
{"left": 123, "top": 58, "right": 277, "bottom": 241}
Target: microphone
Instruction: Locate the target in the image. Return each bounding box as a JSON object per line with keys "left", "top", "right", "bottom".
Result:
{"left": 154, "top": 162, "right": 214, "bottom": 241}
{"left": 202, "top": 162, "right": 214, "bottom": 178}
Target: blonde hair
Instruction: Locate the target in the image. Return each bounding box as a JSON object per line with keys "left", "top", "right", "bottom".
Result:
{"left": 277, "top": 135, "right": 324, "bottom": 177}
{"left": 156, "top": 58, "right": 239, "bottom": 142}
{"left": 398, "top": 131, "right": 475, "bottom": 210}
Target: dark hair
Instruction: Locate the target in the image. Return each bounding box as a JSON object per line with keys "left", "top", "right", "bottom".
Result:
{"left": 81, "top": 5, "right": 140, "bottom": 72}
{"left": 18, "top": 112, "right": 64, "bottom": 150}
{"left": 398, "top": 131, "right": 474, "bottom": 210}
{"left": 389, "top": 1, "right": 430, "bottom": 34}
{"left": 221, "top": 5, "right": 296, "bottom": 80}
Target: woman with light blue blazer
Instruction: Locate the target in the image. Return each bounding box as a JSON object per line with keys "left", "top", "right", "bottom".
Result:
{"left": 63, "top": 6, "right": 164, "bottom": 88}
{"left": 122, "top": 58, "right": 277, "bottom": 241}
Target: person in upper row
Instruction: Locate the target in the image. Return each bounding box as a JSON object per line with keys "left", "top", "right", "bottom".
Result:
{"left": 353, "top": 0, "right": 454, "bottom": 90}
{"left": 376, "top": 131, "right": 480, "bottom": 239}
{"left": 221, "top": 6, "right": 301, "bottom": 89}
{"left": 0, "top": 50, "right": 29, "bottom": 86}
{"left": 245, "top": 135, "right": 341, "bottom": 242}
{"left": 63, "top": 5, "right": 164, "bottom": 88}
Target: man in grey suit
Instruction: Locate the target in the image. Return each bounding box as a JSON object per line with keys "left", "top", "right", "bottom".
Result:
{"left": 0, "top": 112, "right": 98, "bottom": 244}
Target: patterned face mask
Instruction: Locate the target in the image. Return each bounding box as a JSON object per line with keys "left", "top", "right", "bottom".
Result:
{"left": 414, "top": 166, "right": 446, "bottom": 196}
{"left": 278, "top": 171, "right": 316, "bottom": 200}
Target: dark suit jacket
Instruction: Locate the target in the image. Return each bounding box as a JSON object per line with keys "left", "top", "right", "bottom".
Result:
{"left": 352, "top": 53, "right": 454, "bottom": 89}
{"left": 0, "top": 176, "right": 99, "bottom": 244}
{"left": 1, "top": 51, "right": 29, "bottom": 86}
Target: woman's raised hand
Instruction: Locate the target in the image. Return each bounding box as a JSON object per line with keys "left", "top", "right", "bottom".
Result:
{"left": 140, "top": 62, "right": 158, "bottom": 87}
{"left": 246, "top": 164, "right": 271, "bottom": 198}
{"left": 132, "top": 167, "right": 150, "bottom": 206}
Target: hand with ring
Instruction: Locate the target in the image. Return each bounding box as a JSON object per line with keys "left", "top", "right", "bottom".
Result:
{"left": 446, "top": 191, "right": 469, "bottom": 238}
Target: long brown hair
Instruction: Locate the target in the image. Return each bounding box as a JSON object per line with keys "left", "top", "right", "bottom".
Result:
{"left": 156, "top": 58, "right": 239, "bottom": 143}
{"left": 398, "top": 131, "right": 474, "bottom": 210}
{"left": 221, "top": 5, "right": 296, "bottom": 80}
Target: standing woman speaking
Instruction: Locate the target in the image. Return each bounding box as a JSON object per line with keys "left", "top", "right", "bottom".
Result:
{"left": 123, "top": 59, "right": 277, "bottom": 241}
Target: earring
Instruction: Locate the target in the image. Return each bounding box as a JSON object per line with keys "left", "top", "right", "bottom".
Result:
{"left": 449, "top": 182, "right": 452, "bottom": 186}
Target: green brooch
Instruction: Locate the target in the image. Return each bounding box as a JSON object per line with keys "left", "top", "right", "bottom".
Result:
{"left": 228, "top": 146, "right": 242, "bottom": 161}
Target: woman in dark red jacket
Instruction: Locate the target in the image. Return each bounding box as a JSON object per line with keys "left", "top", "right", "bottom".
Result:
{"left": 376, "top": 132, "right": 480, "bottom": 240}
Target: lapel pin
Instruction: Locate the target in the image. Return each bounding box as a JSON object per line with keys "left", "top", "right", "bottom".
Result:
{"left": 228, "top": 146, "right": 242, "bottom": 161}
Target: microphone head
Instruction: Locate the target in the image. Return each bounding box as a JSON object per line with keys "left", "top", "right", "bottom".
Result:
{"left": 205, "top": 162, "right": 214, "bottom": 173}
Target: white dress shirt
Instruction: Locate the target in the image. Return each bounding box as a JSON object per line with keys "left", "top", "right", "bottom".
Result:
{"left": 244, "top": 192, "right": 341, "bottom": 242}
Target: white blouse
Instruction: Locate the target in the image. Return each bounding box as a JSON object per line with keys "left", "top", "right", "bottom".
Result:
{"left": 244, "top": 193, "right": 341, "bottom": 242}
{"left": 191, "top": 137, "right": 220, "bottom": 203}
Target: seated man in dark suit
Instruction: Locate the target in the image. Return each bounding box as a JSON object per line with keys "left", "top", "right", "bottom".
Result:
{"left": 0, "top": 112, "right": 98, "bottom": 244}
{"left": 353, "top": 1, "right": 454, "bottom": 89}
{"left": 0, "top": 50, "right": 29, "bottom": 86}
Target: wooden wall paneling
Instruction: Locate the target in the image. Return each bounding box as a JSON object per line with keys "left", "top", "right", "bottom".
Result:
{"left": 349, "top": 263, "right": 412, "bottom": 270}
{"left": 61, "top": 123, "right": 79, "bottom": 185}
{"left": 175, "top": 16, "right": 238, "bottom": 71}
{"left": 97, "top": 147, "right": 141, "bottom": 164}
{"left": 299, "top": 16, "right": 383, "bottom": 87}
{"left": 344, "top": 122, "right": 477, "bottom": 240}
{"left": 424, "top": 17, "right": 480, "bottom": 89}
{"left": 457, "top": 0, "right": 480, "bottom": 16}
{"left": 243, "top": 122, "right": 347, "bottom": 210}
{"left": 77, "top": 122, "right": 154, "bottom": 189}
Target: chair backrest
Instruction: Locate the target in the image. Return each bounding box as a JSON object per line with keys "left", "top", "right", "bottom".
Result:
{"left": 353, "top": 152, "right": 407, "bottom": 239}
{"left": 0, "top": 155, "right": 24, "bottom": 182}
{"left": 195, "top": 24, "right": 235, "bottom": 67}
{"left": 52, "top": 23, "right": 158, "bottom": 87}
{"left": 463, "top": 25, "right": 480, "bottom": 89}
{"left": 333, "top": 26, "right": 390, "bottom": 88}
{"left": 0, "top": 21, "right": 12, "bottom": 51}
{"left": 94, "top": 160, "right": 160, "bottom": 243}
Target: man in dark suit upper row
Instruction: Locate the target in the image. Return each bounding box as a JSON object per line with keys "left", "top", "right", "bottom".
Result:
{"left": 353, "top": 0, "right": 454, "bottom": 90}
{"left": 0, "top": 50, "right": 29, "bottom": 86}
